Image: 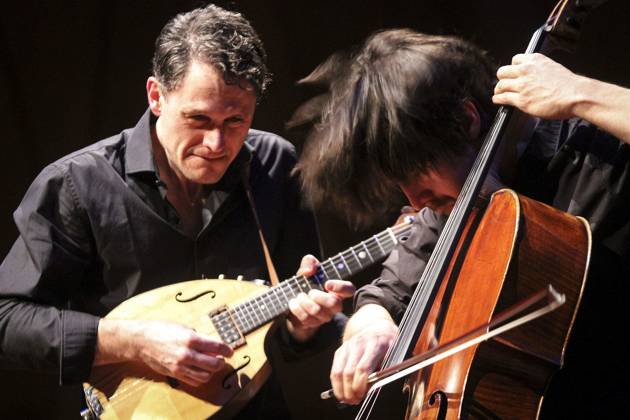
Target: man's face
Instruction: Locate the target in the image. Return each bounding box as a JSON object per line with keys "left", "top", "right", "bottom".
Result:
{"left": 149, "top": 61, "right": 257, "bottom": 185}
{"left": 398, "top": 147, "right": 476, "bottom": 215}
{"left": 398, "top": 99, "right": 483, "bottom": 215}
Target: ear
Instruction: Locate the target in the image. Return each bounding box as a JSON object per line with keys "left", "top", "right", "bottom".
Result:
{"left": 146, "top": 77, "right": 162, "bottom": 117}
{"left": 462, "top": 99, "right": 481, "bottom": 144}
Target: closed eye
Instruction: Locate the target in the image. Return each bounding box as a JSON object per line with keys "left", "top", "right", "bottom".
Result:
{"left": 225, "top": 116, "right": 245, "bottom": 126}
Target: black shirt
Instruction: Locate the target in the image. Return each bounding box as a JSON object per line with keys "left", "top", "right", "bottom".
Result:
{"left": 0, "top": 109, "right": 321, "bottom": 387}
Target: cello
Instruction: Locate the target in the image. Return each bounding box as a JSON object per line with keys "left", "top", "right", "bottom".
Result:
{"left": 352, "top": 1, "right": 604, "bottom": 418}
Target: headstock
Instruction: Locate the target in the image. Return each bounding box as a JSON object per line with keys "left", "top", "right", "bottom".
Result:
{"left": 543, "top": 0, "right": 608, "bottom": 53}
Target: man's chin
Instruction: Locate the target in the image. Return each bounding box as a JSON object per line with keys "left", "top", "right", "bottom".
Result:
{"left": 184, "top": 169, "right": 226, "bottom": 185}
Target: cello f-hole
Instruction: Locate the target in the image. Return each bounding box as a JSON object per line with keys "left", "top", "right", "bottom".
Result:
{"left": 428, "top": 390, "right": 449, "bottom": 420}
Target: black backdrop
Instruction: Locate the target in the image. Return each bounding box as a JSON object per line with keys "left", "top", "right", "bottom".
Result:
{"left": 1, "top": 1, "right": 629, "bottom": 418}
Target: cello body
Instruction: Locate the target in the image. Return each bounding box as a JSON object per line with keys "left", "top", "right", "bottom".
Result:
{"left": 405, "top": 189, "right": 591, "bottom": 419}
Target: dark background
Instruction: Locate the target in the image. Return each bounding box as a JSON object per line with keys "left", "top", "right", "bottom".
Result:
{"left": 1, "top": 1, "right": 629, "bottom": 418}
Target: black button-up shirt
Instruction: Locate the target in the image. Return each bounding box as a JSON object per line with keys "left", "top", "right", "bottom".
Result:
{"left": 0, "top": 109, "right": 320, "bottom": 385}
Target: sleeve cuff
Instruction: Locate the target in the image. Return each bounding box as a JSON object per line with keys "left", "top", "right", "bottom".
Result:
{"left": 270, "top": 313, "right": 347, "bottom": 360}
{"left": 60, "top": 310, "right": 100, "bottom": 385}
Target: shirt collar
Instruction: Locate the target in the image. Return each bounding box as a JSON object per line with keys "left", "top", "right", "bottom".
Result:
{"left": 125, "top": 108, "right": 158, "bottom": 176}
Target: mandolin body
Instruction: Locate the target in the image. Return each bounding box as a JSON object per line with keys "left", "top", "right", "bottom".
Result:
{"left": 84, "top": 279, "right": 272, "bottom": 420}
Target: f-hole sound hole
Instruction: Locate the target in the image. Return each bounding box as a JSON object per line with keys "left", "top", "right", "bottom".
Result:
{"left": 175, "top": 290, "right": 216, "bottom": 302}
{"left": 222, "top": 356, "right": 252, "bottom": 389}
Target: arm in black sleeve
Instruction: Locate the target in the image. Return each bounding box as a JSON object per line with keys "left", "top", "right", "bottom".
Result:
{"left": 0, "top": 163, "right": 100, "bottom": 384}
{"left": 354, "top": 207, "right": 447, "bottom": 323}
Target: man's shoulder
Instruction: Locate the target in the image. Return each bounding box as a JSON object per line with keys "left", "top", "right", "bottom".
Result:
{"left": 46, "top": 131, "right": 129, "bottom": 176}
{"left": 245, "top": 129, "right": 297, "bottom": 162}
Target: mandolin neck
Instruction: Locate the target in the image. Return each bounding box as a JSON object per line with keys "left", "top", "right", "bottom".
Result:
{"left": 220, "top": 221, "right": 413, "bottom": 337}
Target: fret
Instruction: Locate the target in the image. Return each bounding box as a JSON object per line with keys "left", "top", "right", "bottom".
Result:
{"left": 374, "top": 234, "right": 386, "bottom": 256}
{"left": 329, "top": 258, "right": 343, "bottom": 279}
{"left": 231, "top": 309, "right": 247, "bottom": 336}
{"left": 237, "top": 302, "right": 250, "bottom": 330}
{"left": 350, "top": 247, "right": 365, "bottom": 269}
{"left": 312, "top": 268, "right": 326, "bottom": 287}
{"left": 293, "top": 276, "right": 306, "bottom": 293}
{"left": 247, "top": 299, "right": 262, "bottom": 325}
{"left": 386, "top": 227, "right": 398, "bottom": 245}
{"left": 336, "top": 254, "right": 351, "bottom": 278}
{"left": 283, "top": 280, "right": 299, "bottom": 299}
{"left": 277, "top": 281, "right": 291, "bottom": 302}
{"left": 234, "top": 308, "right": 252, "bottom": 334}
{"left": 361, "top": 241, "right": 375, "bottom": 263}
{"left": 263, "top": 292, "right": 276, "bottom": 320}
{"left": 297, "top": 275, "right": 314, "bottom": 292}
{"left": 311, "top": 269, "right": 326, "bottom": 290}
{"left": 291, "top": 278, "right": 305, "bottom": 296}
{"left": 254, "top": 294, "right": 272, "bottom": 321}
{"left": 350, "top": 246, "right": 364, "bottom": 269}
{"left": 227, "top": 310, "right": 245, "bottom": 332}
{"left": 270, "top": 287, "right": 286, "bottom": 314}
{"left": 342, "top": 250, "right": 361, "bottom": 273}
{"left": 320, "top": 261, "right": 337, "bottom": 280}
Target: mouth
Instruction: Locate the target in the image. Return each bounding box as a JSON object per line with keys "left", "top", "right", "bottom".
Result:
{"left": 191, "top": 152, "right": 228, "bottom": 162}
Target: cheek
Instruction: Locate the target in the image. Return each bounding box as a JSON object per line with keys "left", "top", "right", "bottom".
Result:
{"left": 444, "top": 177, "right": 463, "bottom": 198}
{"left": 173, "top": 128, "right": 202, "bottom": 152}
{"left": 226, "top": 129, "right": 248, "bottom": 151}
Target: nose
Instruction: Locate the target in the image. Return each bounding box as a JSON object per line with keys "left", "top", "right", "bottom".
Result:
{"left": 202, "top": 128, "right": 225, "bottom": 153}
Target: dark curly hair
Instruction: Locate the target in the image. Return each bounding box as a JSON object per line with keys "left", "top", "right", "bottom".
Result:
{"left": 152, "top": 4, "right": 271, "bottom": 96}
{"left": 293, "top": 29, "right": 497, "bottom": 226}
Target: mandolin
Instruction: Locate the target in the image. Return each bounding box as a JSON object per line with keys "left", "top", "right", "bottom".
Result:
{"left": 82, "top": 217, "right": 413, "bottom": 419}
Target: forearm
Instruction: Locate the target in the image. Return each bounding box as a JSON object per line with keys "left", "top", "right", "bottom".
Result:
{"left": 571, "top": 76, "right": 630, "bottom": 144}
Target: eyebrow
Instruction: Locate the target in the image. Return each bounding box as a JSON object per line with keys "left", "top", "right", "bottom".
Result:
{"left": 181, "top": 108, "right": 211, "bottom": 116}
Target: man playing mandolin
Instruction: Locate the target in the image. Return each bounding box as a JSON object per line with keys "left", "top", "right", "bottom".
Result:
{"left": 296, "top": 29, "right": 630, "bottom": 417}
{"left": 0, "top": 4, "right": 354, "bottom": 418}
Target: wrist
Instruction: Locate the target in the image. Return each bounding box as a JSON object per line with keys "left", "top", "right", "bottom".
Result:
{"left": 94, "top": 319, "right": 141, "bottom": 365}
{"left": 570, "top": 74, "right": 596, "bottom": 120}
{"left": 344, "top": 304, "right": 397, "bottom": 341}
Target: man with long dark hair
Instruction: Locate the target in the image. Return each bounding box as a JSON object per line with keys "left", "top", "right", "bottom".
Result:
{"left": 296, "top": 29, "right": 630, "bottom": 417}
